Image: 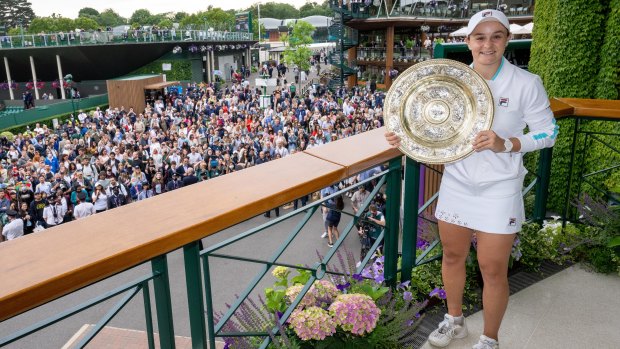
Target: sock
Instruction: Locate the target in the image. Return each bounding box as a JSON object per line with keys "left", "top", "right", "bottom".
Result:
{"left": 481, "top": 335, "right": 498, "bottom": 344}
{"left": 452, "top": 315, "right": 464, "bottom": 325}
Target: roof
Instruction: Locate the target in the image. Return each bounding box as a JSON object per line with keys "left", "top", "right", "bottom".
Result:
{"left": 144, "top": 81, "right": 181, "bottom": 89}
{"left": 299, "top": 16, "right": 332, "bottom": 28}
{"left": 259, "top": 18, "right": 282, "bottom": 30}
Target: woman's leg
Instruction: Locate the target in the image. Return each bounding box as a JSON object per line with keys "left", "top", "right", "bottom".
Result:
{"left": 475, "top": 231, "right": 516, "bottom": 341}
{"left": 327, "top": 225, "right": 334, "bottom": 245}
{"left": 438, "top": 221, "right": 473, "bottom": 317}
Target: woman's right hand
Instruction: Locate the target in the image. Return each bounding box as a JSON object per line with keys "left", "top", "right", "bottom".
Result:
{"left": 384, "top": 131, "right": 401, "bottom": 148}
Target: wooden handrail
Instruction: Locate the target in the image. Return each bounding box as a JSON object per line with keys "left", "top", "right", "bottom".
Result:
{"left": 1, "top": 100, "right": 619, "bottom": 322}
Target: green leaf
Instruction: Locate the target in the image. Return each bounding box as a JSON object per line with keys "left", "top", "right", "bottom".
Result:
{"left": 608, "top": 236, "right": 620, "bottom": 248}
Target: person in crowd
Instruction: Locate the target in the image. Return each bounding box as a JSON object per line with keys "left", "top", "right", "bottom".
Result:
{"left": 91, "top": 183, "right": 108, "bottom": 213}
{"left": 1, "top": 209, "right": 23, "bottom": 241}
{"left": 385, "top": 10, "right": 558, "bottom": 349}
{"left": 42, "top": 194, "right": 65, "bottom": 228}
{"left": 73, "top": 192, "right": 95, "bottom": 220}
{"left": 325, "top": 195, "right": 344, "bottom": 247}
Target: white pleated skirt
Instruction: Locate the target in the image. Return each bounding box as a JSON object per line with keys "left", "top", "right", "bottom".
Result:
{"left": 435, "top": 176, "right": 525, "bottom": 234}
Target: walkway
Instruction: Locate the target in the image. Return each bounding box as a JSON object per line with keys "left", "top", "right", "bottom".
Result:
{"left": 422, "top": 265, "right": 620, "bottom": 349}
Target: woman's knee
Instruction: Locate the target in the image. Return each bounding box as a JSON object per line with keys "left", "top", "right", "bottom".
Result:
{"left": 442, "top": 248, "right": 468, "bottom": 266}
{"left": 478, "top": 261, "right": 508, "bottom": 283}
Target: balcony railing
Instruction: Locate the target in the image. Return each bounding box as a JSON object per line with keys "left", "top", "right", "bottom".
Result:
{"left": 356, "top": 47, "right": 433, "bottom": 63}
{"left": 0, "top": 99, "right": 619, "bottom": 348}
{"left": 0, "top": 30, "right": 254, "bottom": 49}
{"left": 332, "top": 1, "right": 534, "bottom": 20}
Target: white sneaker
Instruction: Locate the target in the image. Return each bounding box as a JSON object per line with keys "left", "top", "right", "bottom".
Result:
{"left": 472, "top": 335, "right": 499, "bottom": 349}
{"left": 427, "top": 314, "right": 468, "bottom": 347}
{"left": 321, "top": 232, "right": 328, "bottom": 238}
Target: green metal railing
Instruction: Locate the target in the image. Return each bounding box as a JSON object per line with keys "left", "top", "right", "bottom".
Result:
{"left": 1, "top": 30, "right": 254, "bottom": 49}
{"left": 0, "top": 138, "right": 556, "bottom": 348}
{"left": 0, "top": 94, "right": 108, "bottom": 131}
{"left": 564, "top": 118, "right": 620, "bottom": 220}
{"left": 0, "top": 255, "right": 174, "bottom": 349}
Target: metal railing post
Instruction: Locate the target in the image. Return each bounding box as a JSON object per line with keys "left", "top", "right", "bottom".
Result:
{"left": 183, "top": 241, "right": 207, "bottom": 348}
{"left": 384, "top": 157, "right": 403, "bottom": 287}
{"left": 202, "top": 255, "right": 217, "bottom": 349}
{"left": 400, "top": 157, "right": 420, "bottom": 282}
{"left": 150, "top": 255, "right": 176, "bottom": 349}
{"left": 563, "top": 118, "right": 581, "bottom": 225}
{"left": 533, "top": 147, "right": 553, "bottom": 223}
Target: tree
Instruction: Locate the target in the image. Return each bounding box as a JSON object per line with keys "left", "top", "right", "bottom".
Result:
{"left": 246, "top": 2, "right": 299, "bottom": 20}
{"left": 158, "top": 19, "right": 173, "bottom": 29}
{"left": 130, "top": 9, "right": 152, "bottom": 26}
{"left": 0, "top": 0, "right": 36, "bottom": 29}
{"left": 282, "top": 20, "right": 315, "bottom": 84}
{"left": 180, "top": 8, "right": 234, "bottom": 31}
{"left": 174, "top": 12, "right": 189, "bottom": 22}
{"left": 299, "top": 1, "right": 333, "bottom": 17}
{"left": 97, "top": 8, "right": 126, "bottom": 27}
{"left": 78, "top": 7, "right": 100, "bottom": 18}
{"left": 74, "top": 17, "right": 99, "bottom": 31}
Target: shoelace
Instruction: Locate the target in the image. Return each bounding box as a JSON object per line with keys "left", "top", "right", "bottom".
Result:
{"left": 437, "top": 320, "right": 453, "bottom": 335}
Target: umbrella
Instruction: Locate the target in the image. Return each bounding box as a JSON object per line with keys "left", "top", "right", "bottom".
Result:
{"left": 509, "top": 23, "right": 523, "bottom": 34}
{"left": 449, "top": 27, "right": 468, "bottom": 37}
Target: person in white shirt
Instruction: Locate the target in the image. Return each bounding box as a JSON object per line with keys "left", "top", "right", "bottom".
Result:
{"left": 73, "top": 192, "right": 95, "bottom": 220}
{"left": 2, "top": 210, "right": 23, "bottom": 241}
{"left": 35, "top": 175, "right": 52, "bottom": 195}
{"left": 91, "top": 183, "right": 108, "bottom": 213}
{"left": 385, "top": 10, "right": 557, "bottom": 349}
{"left": 42, "top": 194, "right": 66, "bottom": 227}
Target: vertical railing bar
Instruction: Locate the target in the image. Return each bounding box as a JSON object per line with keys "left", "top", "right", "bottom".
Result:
{"left": 202, "top": 255, "right": 217, "bottom": 349}
{"left": 563, "top": 117, "right": 581, "bottom": 225}
{"left": 142, "top": 281, "right": 156, "bottom": 349}
{"left": 575, "top": 132, "right": 590, "bottom": 207}
{"left": 75, "top": 286, "right": 141, "bottom": 348}
{"left": 212, "top": 207, "right": 318, "bottom": 334}
{"left": 183, "top": 241, "right": 207, "bottom": 349}
{"left": 151, "top": 255, "right": 176, "bottom": 349}
{"left": 401, "top": 157, "right": 420, "bottom": 283}
{"left": 384, "top": 158, "right": 403, "bottom": 287}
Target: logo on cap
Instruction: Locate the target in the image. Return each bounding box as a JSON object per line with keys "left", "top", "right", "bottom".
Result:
{"left": 482, "top": 11, "right": 493, "bottom": 17}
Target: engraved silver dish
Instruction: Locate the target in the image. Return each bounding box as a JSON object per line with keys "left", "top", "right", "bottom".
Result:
{"left": 385, "top": 59, "right": 494, "bottom": 164}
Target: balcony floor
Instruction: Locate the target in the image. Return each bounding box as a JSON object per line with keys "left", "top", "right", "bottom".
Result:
{"left": 421, "top": 265, "right": 620, "bottom": 349}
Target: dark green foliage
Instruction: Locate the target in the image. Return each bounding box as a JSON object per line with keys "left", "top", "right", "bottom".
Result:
{"left": 595, "top": 0, "right": 620, "bottom": 99}
{"left": 528, "top": 0, "right": 619, "bottom": 213}
{"left": 130, "top": 59, "right": 192, "bottom": 81}
{"left": 0, "top": 0, "right": 35, "bottom": 29}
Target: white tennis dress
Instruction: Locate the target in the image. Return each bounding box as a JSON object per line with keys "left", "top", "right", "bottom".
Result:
{"left": 435, "top": 57, "right": 558, "bottom": 234}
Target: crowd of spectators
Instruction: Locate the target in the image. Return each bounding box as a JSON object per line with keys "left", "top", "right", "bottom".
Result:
{"left": 1, "top": 72, "right": 388, "bottom": 242}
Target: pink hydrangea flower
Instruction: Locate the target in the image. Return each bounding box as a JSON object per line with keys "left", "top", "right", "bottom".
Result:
{"left": 288, "top": 306, "right": 336, "bottom": 340}
{"left": 328, "top": 294, "right": 381, "bottom": 335}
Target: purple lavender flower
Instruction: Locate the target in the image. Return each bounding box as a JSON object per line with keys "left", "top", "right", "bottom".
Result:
{"left": 336, "top": 282, "right": 351, "bottom": 291}
{"left": 374, "top": 274, "right": 385, "bottom": 284}
{"left": 406, "top": 319, "right": 414, "bottom": 326}
{"left": 397, "top": 280, "right": 411, "bottom": 290}
{"left": 403, "top": 291, "right": 413, "bottom": 301}
{"left": 429, "top": 287, "right": 447, "bottom": 300}
{"left": 352, "top": 273, "right": 364, "bottom": 282}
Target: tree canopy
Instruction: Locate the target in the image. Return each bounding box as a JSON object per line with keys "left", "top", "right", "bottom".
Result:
{"left": 179, "top": 7, "right": 235, "bottom": 31}
{"left": 0, "top": 0, "right": 36, "bottom": 29}
{"left": 283, "top": 20, "right": 315, "bottom": 77}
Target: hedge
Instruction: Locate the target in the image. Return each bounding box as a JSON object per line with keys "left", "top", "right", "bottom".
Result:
{"left": 528, "top": 0, "right": 619, "bottom": 213}
{"left": 130, "top": 57, "right": 192, "bottom": 81}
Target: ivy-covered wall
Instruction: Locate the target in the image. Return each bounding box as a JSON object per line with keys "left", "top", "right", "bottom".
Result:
{"left": 130, "top": 55, "right": 193, "bottom": 81}
{"left": 529, "top": 0, "right": 620, "bottom": 213}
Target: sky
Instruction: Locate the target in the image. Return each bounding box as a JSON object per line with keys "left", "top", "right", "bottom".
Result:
{"left": 29, "top": 0, "right": 310, "bottom": 19}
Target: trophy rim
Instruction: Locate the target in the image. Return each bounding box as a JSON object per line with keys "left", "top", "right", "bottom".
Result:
{"left": 384, "top": 58, "right": 494, "bottom": 165}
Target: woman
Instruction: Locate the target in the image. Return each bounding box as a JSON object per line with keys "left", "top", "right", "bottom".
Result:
{"left": 385, "top": 10, "right": 557, "bottom": 349}
{"left": 325, "top": 195, "right": 344, "bottom": 248}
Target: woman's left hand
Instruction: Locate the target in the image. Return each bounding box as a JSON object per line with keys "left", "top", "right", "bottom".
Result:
{"left": 473, "top": 130, "right": 505, "bottom": 153}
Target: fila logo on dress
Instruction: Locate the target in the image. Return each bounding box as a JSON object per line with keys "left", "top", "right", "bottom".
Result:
{"left": 499, "top": 97, "right": 509, "bottom": 107}
{"left": 508, "top": 217, "right": 517, "bottom": 226}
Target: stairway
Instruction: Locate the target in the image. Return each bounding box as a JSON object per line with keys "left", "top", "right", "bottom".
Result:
{"left": 327, "top": 2, "right": 360, "bottom": 91}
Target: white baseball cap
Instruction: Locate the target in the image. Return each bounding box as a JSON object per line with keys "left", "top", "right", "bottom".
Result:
{"left": 466, "top": 10, "right": 510, "bottom": 36}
